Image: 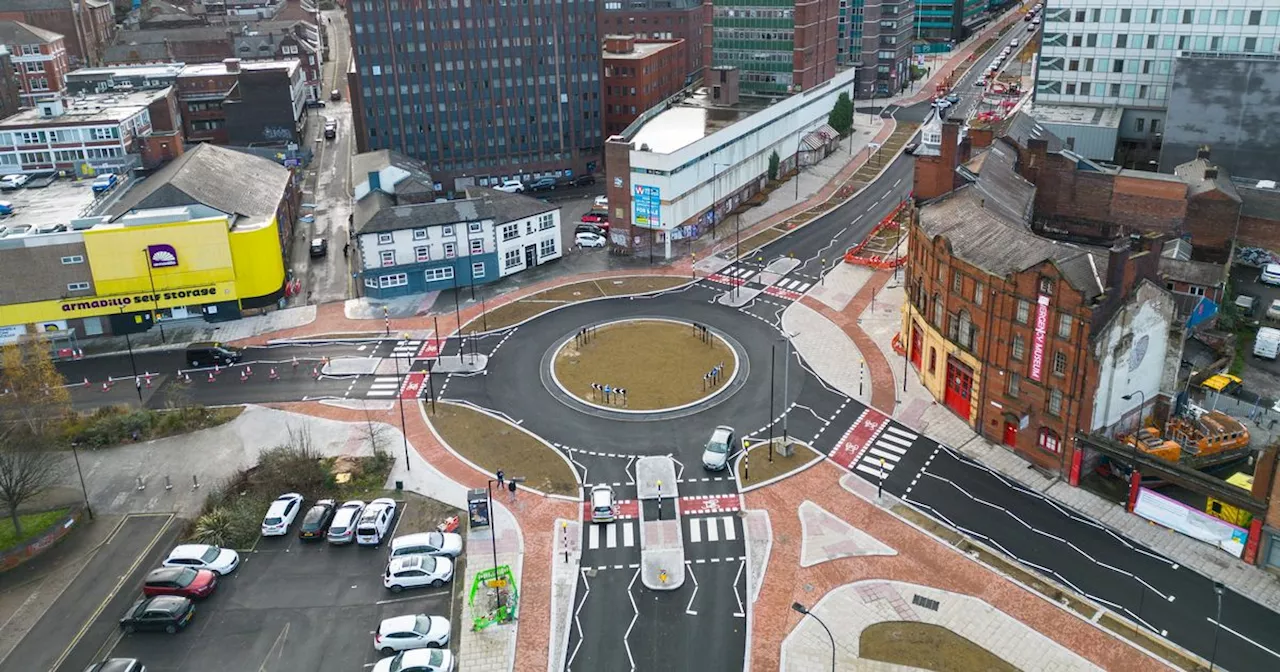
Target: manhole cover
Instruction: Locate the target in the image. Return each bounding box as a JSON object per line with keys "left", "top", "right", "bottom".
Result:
{"left": 803, "top": 583, "right": 814, "bottom": 593}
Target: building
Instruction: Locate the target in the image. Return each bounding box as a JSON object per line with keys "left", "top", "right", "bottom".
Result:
{"left": 1033, "top": 2, "right": 1280, "bottom": 168}
{"left": 903, "top": 133, "right": 1177, "bottom": 475}
{"left": 347, "top": 0, "right": 604, "bottom": 191}
{"left": 0, "top": 144, "right": 295, "bottom": 339}
{"left": 707, "top": 0, "right": 840, "bottom": 96}
{"left": 179, "top": 59, "right": 307, "bottom": 145}
{"left": 135, "top": 0, "right": 209, "bottom": 30}
{"left": 355, "top": 187, "right": 562, "bottom": 299}
{"left": 602, "top": 35, "right": 687, "bottom": 137}
{"left": 604, "top": 66, "right": 856, "bottom": 258}
{"left": 598, "top": 0, "right": 705, "bottom": 82}
{"left": 64, "top": 63, "right": 187, "bottom": 96}
{"left": 0, "top": 0, "right": 115, "bottom": 67}
{"left": 0, "top": 88, "right": 181, "bottom": 175}
{"left": 0, "top": 20, "right": 70, "bottom": 106}
{"left": 916, "top": 0, "right": 986, "bottom": 42}
{"left": 854, "top": 0, "right": 916, "bottom": 98}
{"left": 0, "top": 47, "right": 22, "bottom": 121}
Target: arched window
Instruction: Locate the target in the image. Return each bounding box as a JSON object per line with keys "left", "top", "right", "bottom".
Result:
{"left": 932, "top": 293, "right": 943, "bottom": 327}
{"left": 958, "top": 309, "right": 973, "bottom": 350}
{"left": 1037, "top": 428, "right": 1062, "bottom": 454}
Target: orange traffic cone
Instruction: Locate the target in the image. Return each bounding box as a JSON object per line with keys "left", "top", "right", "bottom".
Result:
{"left": 144, "top": 374, "right": 153, "bottom": 388}
{"left": 239, "top": 369, "right": 248, "bottom": 382}
{"left": 83, "top": 377, "right": 91, "bottom": 388}
{"left": 208, "top": 371, "right": 216, "bottom": 383}
{"left": 269, "top": 367, "right": 279, "bottom": 381}
{"left": 245, "top": 366, "right": 252, "bottom": 377}
{"left": 312, "top": 366, "right": 320, "bottom": 379}
{"left": 101, "top": 380, "right": 112, "bottom": 392}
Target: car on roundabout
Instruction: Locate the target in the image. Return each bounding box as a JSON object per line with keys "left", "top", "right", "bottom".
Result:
{"left": 702, "top": 425, "right": 735, "bottom": 471}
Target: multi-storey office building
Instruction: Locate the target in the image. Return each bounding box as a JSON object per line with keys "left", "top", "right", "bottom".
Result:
{"left": 347, "top": 0, "right": 604, "bottom": 192}
{"left": 915, "top": 0, "right": 986, "bottom": 41}
{"left": 0, "top": 20, "right": 69, "bottom": 106}
{"left": 708, "top": 0, "right": 840, "bottom": 96}
{"left": 602, "top": 36, "right": 686, "bottom": 137}
{"left": 856, "top": 0, "right": 916, "bottom": 97}
{"left": 599, "top": 0, "right": 705, "bottom": 81}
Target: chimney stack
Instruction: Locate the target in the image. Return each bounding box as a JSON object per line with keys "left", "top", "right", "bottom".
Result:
{"left": 1196, "top": 145, "right": 1211, "bottom": 161}
{"left": 223, "top": 58, "right": 241, "bottom": 73}
{"left": 1204, "top": 167, "right": 1219, "bottom": 180}
{"left": 1106, "top": 241, "right": 1130, "bottom": 297}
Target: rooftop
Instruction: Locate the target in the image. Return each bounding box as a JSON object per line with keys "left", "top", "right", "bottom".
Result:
{"left": 603, "top": 36, "right": 682, "bottom": 60}
{"left": 1174, "top": 157, "right": 1241, "bottom": 201}
{"left": 1028, "top": 103, "right": 1123, "bottom": 129}
{"left": 0, "top": 179, "right": 100, "bottom": 237}
{"left": 629, "top": 88, "right": 770, "bottom": 154}
{"left": 0, "top": 89, "right": 171, "bottom": 127}
{"left": 358, "top": 187, "right": 556, "bottom": 235}
{"left": 179, "top": 59, "right": 300, "bottom": 77}
{"left": 0, "top": 20, "right": 63, "bottom": 44}
{"left": 66, "top": 63, "right": 187, "bottom": 80}
{"left": 352, "top": 149, "right": 435, "bottom": 200}
{"left": 1236, "top": 179, "right": 1280, "bottom": 221}
{"left": 108, "top": 143, "right": 290, "bottom": 222}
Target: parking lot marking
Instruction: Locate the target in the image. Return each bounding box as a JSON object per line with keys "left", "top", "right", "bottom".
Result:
{"left": 376, "top": 588, "right": 451, "bottom": 605}
{"left": 258, "top": 622, "right": 290, "bottom": 672}
{"left": 51, "top": 513, "right": 174, "bottom": 672}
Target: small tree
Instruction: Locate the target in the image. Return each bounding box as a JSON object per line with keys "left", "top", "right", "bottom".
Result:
{"left": 827, "top": 92, "right": 854, "bottom": 137}
{"left": 361, "top": 407, "right": 392, "bottom": 458}
{"left": 0, "top": 430, "right": 64, "bottom": 538}
{"left": 767, "top": 150, "right": 781, "bottom": 182}
{"left": 0, "top": 343, "right": 71, "bottom": 437}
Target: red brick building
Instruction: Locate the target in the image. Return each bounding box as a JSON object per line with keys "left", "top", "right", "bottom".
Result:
{"left": 0, "top": 20, "right": 69, "bottom": 106}
{"left": 599, "top": 0, "right": 704, "bottom": 83}
{"left": 602, "top": 35, "right": 686, "bottom": 137}
{"left": 0, "top": 0, "right": 114, "bottom": 67}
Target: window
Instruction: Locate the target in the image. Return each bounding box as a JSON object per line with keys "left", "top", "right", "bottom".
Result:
{"left": 1136, "top": 118, "right": 1145, "bottom": 132}
{"left": 1052, "top": 351, "right": 1068, "bottom": 376}
{"left": 1250, "top": 10, "right": 1263, "bottom": 25}
{"left": 415, "top": 246, "right": 430, "bottom": 262}
{"left": 442, "top": 225, "right": 454, "bottom": 237}
{"left": 952, "top": 271, "right": 962, "bottom": 293}
{"left": 1055, "top": 314, "right": 1071, "bottom": 339}
{"left": 468, "top": 222, "right": 483, "bottom": 234}
{"left": 1039, "top": 278, "right": 1054, "bottom": 295}
{"left": 974, "top": 282, "right": 984, "bottom": 306}
{"left": 472, "top": 262, "right": 486, "bottom": 279}
{"left": 67, "top": 282, "right": 90, "bottom": 292}
{"left": 1120, "top": 8, "right": 1131, "bottom": 23}
{"left": 469, "top": 239, "right": 484, "bottom": 255}
{"left": 379, "top": 250, "right": 396, "bottom": 267}
{"left": 1116, "top": 34, "right": 1127, "bottom": 48}
{"left": 538, "top": 213, "right": 554, "bottom": 230}
{"left": 933, "top": 294, "right": 944, "bottom": 327}
{"left": 1008, "top": 373, "right": 1021, "bottom": 398}
{"left": 1016, "top": 299, "right": 1030, "bottom": 324}
{"left": 504, "top": 248, "right": 521, "bottom": 269}
{"left": 1038, "top": 428, "right": 1062, "bottom": 454}
{"left": 501, "top": 223, "right": 518, "bottom": 241}
{"left": 413, "top": 229, "right": 427, "bottom": 240}
{"left": 443, "top": 242, "right": 456, "bottom": 258}
{"left": 378, "top": 273, "right": 408, "bottom": 288}
{"left": 377, "top": 232, "right": 394, "bottom": 245}
{"left": 540, "top": 238, "right": 556, "bottom": 257}
{"left": 954, "top": 310, "right": 975, "bottom": 350}
{"left": 424, "top": 267, "right": 454, "bottom": 282}
{"left": 61, "top": 255, "right": 84, "bottom": 265}
{"left": 1048, "top": 389, "right": 1063, "bottom": 416}
{"left": 364, "top": 277, "right": 378, "bottom": 289}
{"left": 1011, "top": 334, "right": 1025, "bottom": 361}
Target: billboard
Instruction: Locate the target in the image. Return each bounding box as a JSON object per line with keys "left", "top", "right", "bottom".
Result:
{"left": 1029, "top": 295, "right": 1050, "bottom": 382}
{"left": 633, "top": 185, "right": 661, "bottom": 229}
{"left": 1133, "top": 487, "right": 1247, "bottom": 558}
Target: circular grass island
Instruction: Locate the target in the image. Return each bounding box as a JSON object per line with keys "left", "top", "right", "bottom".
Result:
{"left": 552, "top": 319, "right": 737, "bottom": 411}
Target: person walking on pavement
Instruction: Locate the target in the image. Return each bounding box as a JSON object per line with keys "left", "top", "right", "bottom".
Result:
{"left": 343, "top": 241, "right": 350, "bottom": 258}
{"left": 507, "top": 479, "right": 517, "bottom": 502}
{"left": 496, "top": 469, "right": 505, "bottom": 488}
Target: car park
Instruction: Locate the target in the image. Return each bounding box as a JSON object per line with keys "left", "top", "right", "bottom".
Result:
{"left": 589, "top": 484, "right": 615, "bottom": 523}
{"left": 576, "top": 232, "right": 606, "bottom": 248}
{"left": 356, "top": 497, "right": 398, "bottom": 546}
{"left": 389, "top": 531, "right": 464, "bottom": 559}
{"left": 83, "top": 659, "right": 147, "bottom": 672}
{"left": 310, "top": 237, "right": 328, "bottom": 258}
{"left": 372, "top": 648, "right": 456, "bottom": 672}
{"left": 702, "top": 425, "right": 734, "bottom": 471}
{"left": 1261, "top": 263, "right": 1280, "bottom": 286}
{"left": 0, "top": 174, "right": 28, "bottom": 190}
{"left": 530, "top": 176, "right": 558, "bottom": 192}
{"left": 581, "top": 212, "right": 608, "bottom": 224}
{"left": 261, "top": 492, "right": 304, "bottom": 536}
{"left": 119, "top": 595, "right": 195, "bottom": 634}
{"left": 1268, "top": 299, "right": 1280, "bottom": 322}
{"left": 383, "top": 554, "right": 455, "bottom": 592}
{"left": 92, "top": 173, "right": 118, "bottom": 193}
{"left": 328, "top": 500, "right": 367, "bottom": 544}
{"left": 163, "top": 544, "right": 240, "bottom": 575}
{"left": 185, "top": 341, "right": 242, "bottom": 368}
{"left": 496, "top": 179, "right": 524, "bottom": 193}
{"left": 142, "top": 567, "right": 218, "bottom": 599}
{"left": 298, "top": 498, "right": 336, "bottom": 540}
{"left": 374, "top": 614, "right": 451, "bottom": 654}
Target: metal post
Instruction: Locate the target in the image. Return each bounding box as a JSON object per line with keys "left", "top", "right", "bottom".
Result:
{"left": 562, "top": 521, "right": 569, "bottom": 563}
{"left": 768, "top": 342, "right": 776, "bottom": 462}
{"left": 451, "top": 275, "right": 464, "bottom": 357}
{"left": 395, "top": 352, "right": 410, "bottom": 471}
{"left": 383, "top": 306, "right": 390, "bottom": 336}
{"left": 486, "top": 480, "right": 503, "bottom": 610}
{"left": 1209, "top": 582, "right": 1224, "bottom": 671}
{"left": 783, "top": 335, "right": 792, "bottom": 448}
{"left": 878, "top": 457, "right": 885, "bottom": 499}
{"left": 794, "top": 135, "right": 805, "bottom": 200}
{"left": 426, "top": 360, "right": 437, "bottom": 414}
{"left": 859, "top": 359, "right": 864, "bottom": 398}
{"left": 791, "top": 603, "right": 835, "bottom": 672}
{"left": 70, "top": 443, "right": 93, "bottom": 520}
{"left": 142, "top": 248, "right": 166, "bottom": 343}
{"left": 119, "top": 308, "right": 142, "bottom": 403}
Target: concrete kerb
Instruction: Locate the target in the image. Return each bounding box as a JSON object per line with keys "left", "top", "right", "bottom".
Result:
{"left": 416, "top": 399, "right": 582, "bottom": 502}
{"left": 734, "top": 440, "right": 827, "bottom": 494}
{"left": 739, "top": 508, "right": 770, "bottom": 672}
{"left": 548, "top": 516, "right": 582, "bottom": 672}
{"left": 838, "top": 474, "right": 1203, "bottom": 671}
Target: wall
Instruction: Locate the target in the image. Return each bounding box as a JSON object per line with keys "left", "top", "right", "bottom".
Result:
{"left": 902, "top": 303, "right": 984, "bottom": 425}
{"left": 0, "top": 236, "right": 93, "bottom": 304}
{"left": 228, "top": 218, "right": 286, "bottom": 303}
{"left": 225, "top": 68, "right": 301, "bottom": 145}
{"left": 1089, "top": 280, "right": 1174, "bottom": 435}
{"left": 84, "top": 217, "right": 236, "bottom": 296}
{"left": 359, "top": 220, "right": 496, "bottom": 271}
{"left": 495, "top": 210, "right": 562, "bottom": 277}
{"left": 597, "top": 0, "right": 704, "bottom": 80}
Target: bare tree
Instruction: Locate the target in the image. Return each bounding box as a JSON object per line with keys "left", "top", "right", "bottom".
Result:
{"left": 0, "top": 428, "right": 65, "bottom": 537}
{"left": 361, "top": 406, "right": 392, "bottom": 457}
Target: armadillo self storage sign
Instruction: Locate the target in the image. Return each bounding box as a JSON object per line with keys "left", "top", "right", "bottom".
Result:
{"left": 0, "top": 281, "right": 238, "bottom": 324}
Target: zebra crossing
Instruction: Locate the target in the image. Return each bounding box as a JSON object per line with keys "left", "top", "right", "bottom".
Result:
{"left": 390, "top": 340, "right": 423, "bottom": 358}
{"left": 686, "top": 515, "right": 738, "bottom": 543}
{"left": 851, "top": 425, "right": 918, "bottom": 480}
{"left": 366, "top": 376, "right": 401, "bottom": 397}
{"left": 773, "top": 278, "right": 812, "bottom": 292}
{"left": 722, "top": 265, "right": 758, "bottom": 282}
{"left": 587, "top": 521, "right": 636, "bottom": 550}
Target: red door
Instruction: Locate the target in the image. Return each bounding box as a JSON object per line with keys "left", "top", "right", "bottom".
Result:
{"left": 1003, "top": 422, "right": 1018, "bottom": 447}
{"left": 910, "top": 325, "right": 923, "bottom": 370}
{"left": 943, "top": 358, "right": 973, "bottom": 420}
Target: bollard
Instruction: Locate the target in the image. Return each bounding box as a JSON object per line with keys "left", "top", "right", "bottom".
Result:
{"left": 192, "top": 474, "right": 200, "bottom": 489}
{"left": 562, "top": 521, "right": 569, "bottom": 563}
{"left": 144, "top": 374, "right": 153, "bottom": 389}
{"left": 659, "top": 569, "right": 669, "bottom": 584}
{"left": 165, "top": 475, "right": 172, "bottom": 491}
{"left": 83, "top": 377, "right": 91, "bottom": 388}
{"left": 136, "top": 476, "right": 145, "bottom": 491}
{"left": 101, "top": 380, "right": 112, "bottom": 392}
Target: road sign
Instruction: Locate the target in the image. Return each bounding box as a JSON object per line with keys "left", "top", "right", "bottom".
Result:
{"left": 633, "top": 184, "right": 661, "bottom": 229}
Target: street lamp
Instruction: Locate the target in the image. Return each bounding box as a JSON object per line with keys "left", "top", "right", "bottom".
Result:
{"left": 791, "top": 602, "right": 835, "bottom": 672}
{"left": 1209, "top": 582, "right": 1225, "bottom": 671}
{"left": 485, "top": 475, "right": 524, "bottom": 619}
{"left": 69, "top": 442, "right": 93, "bottom": 520}
{"left": 394, "top": 340, "right": 410, "bottom": 472}
{"left": 780, "top": 331, "right": 799, "bottom": 449}
{"left": 117, "top": 308, "right": 142, "bottom": 404}
{"left": 1121, "top": 391, "right": 1146, "bottom": 429}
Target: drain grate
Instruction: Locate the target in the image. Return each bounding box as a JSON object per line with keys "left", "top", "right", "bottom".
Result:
{"left": 912, "top": 594, "right": 940, "bottom": 611}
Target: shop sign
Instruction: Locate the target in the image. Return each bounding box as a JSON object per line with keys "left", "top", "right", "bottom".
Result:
{"left": 147, "top": 244, "right": 179, "bottom": 268}
{"left": 1029, "top": 294, "right": 1050, "bottom": 382}
{"left": 59, "top": 287, "right": 218, "bottom": 315}
{"left": 0, "top": 325, "right": 26, "bottom": 345}
{"left": 633, "top": 184, "right": 660, "bottom": 229}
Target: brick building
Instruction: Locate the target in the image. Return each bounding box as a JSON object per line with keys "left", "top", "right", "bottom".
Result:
{"left": 0, "top": 20, "right": 70, "bottom": 106}
{"left": 602, "top": 35, "right": 686, "bottom": 137}
{"left": 177, "top": 59, "right": 307, "bottom": 145}
{"left": 905, "top": 132, "right": 1178, "bottom": 476}
{"left": 598, "top": 0, "right": 704, "bottom": 82}
{"left": 0, "top": 0, "right": 115, "bottom": 67}
{"left": 0, "top": 47, "right": 21, "bottom": 121}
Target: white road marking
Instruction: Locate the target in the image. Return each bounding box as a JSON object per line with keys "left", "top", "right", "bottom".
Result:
{"left": 689, "top": 518, "right": 702, "bottom": 543}
{"left": 588, "top": 524, "right": 600, "bottom": 550}
{"left": 868, "top": 447, "right": 902, "bottom": 463}
{"left": 878, "top": 433, "right": 913, "bottom": 449}
{"left": 886, "top": 426, "right": 918, "bottom": 441}
{"left": 622, "top": 521, "right": 634, "bottom": 547}
{"left": 706, "top": 518, "right": 720, "bottom": 542}
{"left": 606, "top": 523, "right": 617, "bottom": 548}
{"left": 723, "top": 518, "right": 737, "bottom": 541}
{"left": 685, "top": 561, "right": 699, "bottom": 615}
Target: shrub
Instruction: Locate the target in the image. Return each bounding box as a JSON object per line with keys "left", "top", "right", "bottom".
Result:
{"left": 192, "top": 497, "right": 262, "bottom": 549}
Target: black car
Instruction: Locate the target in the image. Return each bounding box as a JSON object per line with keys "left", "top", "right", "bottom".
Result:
{"left": 310, "top": 237, "right": 328, "bottom": 258}
{"left": 120, "top": 595, "right": 194, "bottom": 634}
{"left": 298, "top": 498, "right": 336, "bottom": 540}
{"left": 185, "top": 342, "right": 242, "bottom": 368}
{"left": 305, "top": 99, "right": 327, "bottom": 109}
{"left": 572, "top": 174, "right": 596, "bottom": 187}
{"left": 530, "top": 177, "right": 557, "bottom": 192}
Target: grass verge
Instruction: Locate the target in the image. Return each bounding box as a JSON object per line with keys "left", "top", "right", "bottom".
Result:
{"left": 0, "top": 508, "right": 70, "bottom": 549}
{"left": 65, "top": 405, "right": 243, "bottom": 449}
{"left": 736, "top": 440, "right": 819, "bottom": 486}
{"left": 427, "top": 402, "right": 578, "bottom": 496}
{"left": 736, "top": 226, "right": 788, "bottom": 255}
{"left": 860, "top": 622, "right": 1019, "bottom": 672}
{"left": 464, "top": 276, "right": 688, "bottom": 334}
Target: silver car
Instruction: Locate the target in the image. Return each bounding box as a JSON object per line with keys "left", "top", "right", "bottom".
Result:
{"left": 327, "top": 500, "right": 366, "bottom": 544}
{"left": 702, "top": 425, "right": 735, "bottom": 471}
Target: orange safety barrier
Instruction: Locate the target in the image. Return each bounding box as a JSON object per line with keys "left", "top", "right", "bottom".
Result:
{"left": 890, "top": 332, "right": 906, "bottom": 356}
{"left": 844, "top": 197, "right": 912, "bottom": 266}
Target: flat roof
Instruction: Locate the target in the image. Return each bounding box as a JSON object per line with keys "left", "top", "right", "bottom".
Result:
{"left": 178, "top": 60, "right": 300, "bottom": 77}
{"left": 1029, "top": 103, "right": 1123, "bottom": 129}
{"left": 602, "top": 37, "right": 681, "bottom": 60}
{"left": 0, "top": 88, "right": 169, "bottom": 127}
{"left": 629, "top": 87, "right": 770, "bottom": 154}
{"left": 66, "top": 63, "right": 186, "bottom": 79}
{"left": 0, "top": 179, "right": 99, "bottom": 235}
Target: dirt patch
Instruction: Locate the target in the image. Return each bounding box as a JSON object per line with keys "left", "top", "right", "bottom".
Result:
{"left": 860, "top": 622, "right": 1019, "bottom": 672}
{"left": 426, "top": 402, "right": 578, "bottom": 496}
{"left": 536, "top": 281, "right": 607, "bottom": 303}
{"left": 468, "top": 300, "right": 564, "bottom": 335}
{"left": 737, "top": 441, "right": 818, "bottom": 486}
{"left": 465, "top": 277, "right": 688, "bottom": 334}
{"left": 553, "top": 319, "right": 735, "bottom": 410}
{"left": 597, "top": 276, "right": 688, "bottom": 296}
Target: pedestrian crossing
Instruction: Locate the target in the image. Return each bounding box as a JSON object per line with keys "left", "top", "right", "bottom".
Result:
{"left": 774, "top": 278, "right": 812, "bottom": 292}
{"left": 852, "top": 425, "right": 918, "bottom": 479}
{"left": 391, "top": 340, "right": 423, "bottom": 358}
{"left": 687, "top": 515, "right": 738, "bottom": 543}
{"left": 722, "top": 265, "right": 757, "bottom": 282}
{"left": 587, "top": 521, "right": 636, "bottom": 550}
{"left": 366, "top": 376, "right": 401, "bottom": 397}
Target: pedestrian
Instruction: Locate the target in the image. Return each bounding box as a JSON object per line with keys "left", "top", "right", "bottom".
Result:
{"left": 496, "top": 469, "right": 505, "bottom": 488}
{"left": 507, "top": 479, "right": 517, "bottom": 501}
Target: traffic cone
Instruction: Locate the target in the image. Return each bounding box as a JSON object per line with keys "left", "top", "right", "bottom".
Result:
{"left": 208, "top": 371, "right": 216, "bottom": 383}
{"left": 144, "top": 374, "right": 153, "bottom": 388}
{"left": 245, "top": 366, "right": 252, "bottom": 377}
{"left": 269, "top": 367, "right": 279, "bottom": 381}
{"left": 312, "top": 366, "right": 320, "bottom": 379}
{"left": 240, "top": 369, "right": 248, "bottom": 382}
{"left": 83, "top": 377, "right": 91, "bottom": 388}
{"left": 291, "top": 356, "right": 299, "bottom": 369}
{"left": 214, "top": 364, "right": 221, "bottom": 376}
{"left": 101, "top": 380, "right": 112, "bottom": 392}
{"left": 181, "top": 372, "right": 191, "bottom": 383}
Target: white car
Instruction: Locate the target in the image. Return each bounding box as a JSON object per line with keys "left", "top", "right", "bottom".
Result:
{"left": 1010, "top": 38, "right": 1019, "bottom": 48}
{"left": 593, "top": 195, "right": 608, "bottom": 209}
{"left": 261, "top": 492, "right": 304, "bottom": 537}
{"left": 383, "top": 554, "right": 455, "bottom": 592}
{"left": 590, "top": 484, "right": 615, "bottom": 523}
{"left": 372, "top": 649, "right": 455, "bottom": 672}
{"left": 495, "top": 179, "right": 524, "bottom": 193}
{"left": 327, "top": 500, "right": 366, "bottom": 545}
{"left": 356, "top": 497, "right": 397, "bottom": 546}
{"left": 374, "top": 614, "right": 451, "bottom": 654}
{"left": 0, "top": 174, "right": 28, "bottom": 190}
{"left": 1261, "top": 263, "right": 1280, "bottom": 286}
{"left": 576, "top": 232, "right": 606, "bottom": 248}
{"left": 389, "top": 531, "right": 464, "bottom": 559}
{"left": 163, "top": 544, "right": 240, "bottom": 575}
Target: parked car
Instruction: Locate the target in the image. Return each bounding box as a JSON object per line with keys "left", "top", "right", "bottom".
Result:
{"left": 372, "top": 649, "right": 455, "bottom": 672}
{"left": 374, "top": 614, "right": 451, "bottom": 654}
{"left": 1268, "top": 299, "right": 1280, "bottom": 322}
{"left": 383, "top": 554, "right": 455, "bottom": 592}
{"left": 328, "top": 500, "right": 367, "bottom": 544}
{"left": 1010, "top": 38, "right": 1019, "bottom": 48}
{"left": 1024, "top": 12, "right": 1034, "bottom": 21}
{"left": 261, "top": 492, "right": 304, "bottom": 536}
{"left": 530, "top": 176, "right": 558, "bottom": 192}
{"left": 702, "top": 425, "right": 735, "bottom": 471}
{"left": 1261, "top": 263, "right": 1280, "bottom": 286}
{"left": 142, "top": 567, "right": 217, "bottom": 599}
{"left": 356, "top": 497, "right": 398, "bottom": 546}
{"left": 83, "top": 659, "right": 147, "bottom": 672}
{"left": 389, "top": 531, "right": 463, "bottom": 559}
{"left": 575, "top": 232, "right": 606, "bottom": 248}
{"left": 324, "top": 119, "right": 337, "bottom": 139}
{"left": 330, "top": 89, "right": 342, "bottom": 101}
{"left": 0, "top": 201, "right": 13, "bottom": 215}
{"left": 496, "top": 179, "right": 524, "bottom": 193}
{"left": 573, "top": 174, "right": 596, "bottom": 187}
{"left": 119, "top": 595, "right": 195, "bottom": 634}
{"left": 581, "top": 212, "right": 608, "bottom": 224}
{"left": 589, "top": 484, "right": 615, "bottom": 523}
{"left": 185, "top": 341, "right": 242, "bottom": 368}
{"left": 162, "top": 544, "right": 240, "bottom": 575}
{"left": 575, "top": 223, "right": 606, "bottom": 237}
{"left": 298, "top": 499, "right": 336, "bottom": 540}
{"left": 305, "top": 99, "right": 327, "bottom": 109}
{"left": 91, "top": 173, "right": 118, "bottom": 194}
{"left": 0, "top": 174, "right": 28, "bottom": 190}
{"left": 310, "top": 237, "right": 328, "bottom": 258}
{"left": 593, "top": 195, "right": 608, "bottom": 209}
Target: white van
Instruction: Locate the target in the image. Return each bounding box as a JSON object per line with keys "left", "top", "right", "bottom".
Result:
{"left": 1255, "top": 327, "right": 1280, "bottom": 360}
{"left": 356, "top": 498, "right": 397, "bottom": 546}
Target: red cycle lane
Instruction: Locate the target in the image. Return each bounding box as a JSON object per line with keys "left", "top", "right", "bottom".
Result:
{"left": 829, "top": 407, "right": 890, "bottom": 470}
{"left": 677, "top": 494, "right": 742, "bottom": 516}
{"left": 399, "top": 372, "right": 426, "bottom": 399}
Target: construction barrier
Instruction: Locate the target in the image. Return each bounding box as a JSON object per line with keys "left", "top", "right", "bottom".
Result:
{"left": 845, "top": 197, "right": 912, "bottom": 267}
{"left": 891, "top": 332, "right": 906, "bottom": 356}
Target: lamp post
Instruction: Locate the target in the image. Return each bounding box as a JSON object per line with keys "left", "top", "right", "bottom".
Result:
{"left": 768, "top": 341, "right": 777, "bottom": 461}
{"left": 1121, "top": 390, "right": 1146, "bottom": 429}
{"left": 141, "top": 248, "right": 166, "bottom": 343}
{"left": 117, "top": 308, "right": 142, "bottom": 404}
{"left": 791, "top": 602, "right": 835, "bottom": 672}
{"left": 69, "top": 442, "right": 93, "bottom": 520}
{"left": 781, "top": 331, "right": 798, "bottom": 448}
{"left": 394, "top": 342, "right": 410, "bottom": 471}
{"left": 485, "top": 475, "right": 524, "bottom": 618}
{"left": 1209, "top": 581, "right": 1225, "bottom": 671}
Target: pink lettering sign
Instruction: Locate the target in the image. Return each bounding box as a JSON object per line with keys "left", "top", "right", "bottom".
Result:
{"left": 1029, "top": 295, "right": 1050, "bottom": 382}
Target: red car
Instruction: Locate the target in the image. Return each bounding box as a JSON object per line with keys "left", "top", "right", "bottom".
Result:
{"left": 142, "top": 566, "right": 218, "bottom": 599}
{"left": 581, "top": 212, "right": 608, "bottom": 225}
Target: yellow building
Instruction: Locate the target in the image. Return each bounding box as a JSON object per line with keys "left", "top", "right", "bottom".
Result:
{"left": 0, "top": 144, "right": 296, "bottom": 342}
{"left": 902, "top": 301, "right": 985, "bottom": 426}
